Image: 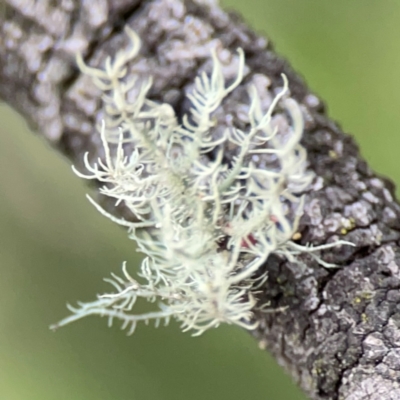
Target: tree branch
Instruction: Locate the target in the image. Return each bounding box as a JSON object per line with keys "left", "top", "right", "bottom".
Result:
{"left": 2, "top": 1, "right": 400, "bottom": 399}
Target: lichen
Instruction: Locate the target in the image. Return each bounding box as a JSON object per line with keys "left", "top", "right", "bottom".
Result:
{"left": 51, "top": 28, "right": 350, "bottom": 336}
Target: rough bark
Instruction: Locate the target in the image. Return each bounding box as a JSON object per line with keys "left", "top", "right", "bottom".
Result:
{"left": 2, "top": 1, "right": 400, "bottom": 399}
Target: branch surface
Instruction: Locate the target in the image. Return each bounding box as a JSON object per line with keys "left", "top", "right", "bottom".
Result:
{"left": 2, "top": 1, "right": 400, "bottom": 399}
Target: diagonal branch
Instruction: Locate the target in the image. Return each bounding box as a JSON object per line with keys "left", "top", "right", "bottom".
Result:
{"left": 2, "top": 1, "right": 400, "bottom": 399}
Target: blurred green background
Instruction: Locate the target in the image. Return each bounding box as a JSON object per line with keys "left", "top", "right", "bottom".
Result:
{"left": 1, "top": 1, "right": 400, "bottom": 399}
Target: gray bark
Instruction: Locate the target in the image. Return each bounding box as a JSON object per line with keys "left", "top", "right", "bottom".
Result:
{"left": 2, "top": 1, "right": 400, "bottom": 399}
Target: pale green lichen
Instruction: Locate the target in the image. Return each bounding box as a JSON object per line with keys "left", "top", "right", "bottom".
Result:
{"left": 51, "top": 28, "right": 350, "bottom": 336}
